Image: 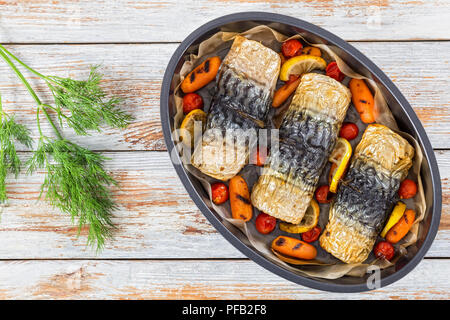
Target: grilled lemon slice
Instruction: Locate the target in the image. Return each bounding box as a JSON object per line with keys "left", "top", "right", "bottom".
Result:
{"left": 329, "top": 138, "right": 352, "bottom": 193}
{"left": 279, "top": 55, "right": 327, "bottom": 81}
{"left": 279, "top": 199, "right": 320, "bottom": 234}
{"left": 381, "top": 201, "right": 407, "bottom": 237}
{"left": 179, "top": 109, "right": 206, "bottom": 147}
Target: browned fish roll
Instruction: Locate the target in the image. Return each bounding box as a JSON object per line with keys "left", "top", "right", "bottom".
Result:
{"left": 191, "top": 36, "right": 281, "bottom": 181}
{"left": 251, "top": 73, "right": 351, "bottom": 224}
{"left": 320, "top": 124, "right": 414, "bottom": 264}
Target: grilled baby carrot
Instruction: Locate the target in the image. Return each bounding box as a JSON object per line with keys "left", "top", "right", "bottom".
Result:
{"left": 301, "top": 46, "right": 321, "bottom": 57}
{"left": 349, "top": 78, "right": 376, "bottom": 123}
{"left": 229, "top": 175, "right": 252, "bottom": 221}
{"left": 386, "top": 209, "right": 416, "bottom": 244}
{"left": 271, "top": 236, "right": 317, "bottom": 260}
{"left": 181, "top": 56, "right": 221, "bottom": 93}
{"left": 272, "top": 75, "right": 302, "bottom": 107}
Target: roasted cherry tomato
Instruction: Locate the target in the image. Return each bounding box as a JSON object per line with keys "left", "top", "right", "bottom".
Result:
{"left": 182, "top": 93, "right": 203, "bottom": 114}
{"left": 398, "top": 179, "right": 417, "bottom": 199}
{"left": 211, "top": 182, "right": 229, "bottom": 205}
{"left": 326, "top": 61, "right": 345, "bottom": 82}
{"left": 281, "top": 39, "right": 303, "bottom": 58}
{"left": 374, "top": 241, "right": 395, "bottom": 261}
{"left": 302, "top": 226, "right": 322, "bottom": 243}
{"left": 255, "top": 213, "right": 277, "bottom": 234}
{"left": 251, "top": 146, "right": 267, "bottom": 166}
{"left": 315, "top": 185, "right": 332, "bottom": 204}
{"left": 339, "top": 122, "right": 359, "bottom": 140}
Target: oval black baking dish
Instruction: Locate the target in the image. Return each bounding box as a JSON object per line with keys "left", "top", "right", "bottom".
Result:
{"left": 160, "top": 12, "right": 442, "bottom": 293}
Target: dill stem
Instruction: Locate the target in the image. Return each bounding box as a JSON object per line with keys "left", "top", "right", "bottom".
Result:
{"left": 35, "top": 107, "right": 44, "bottom": 138}
{"left": 0, "top": 95, "right": 3, "bottom": 173}
{"left": 0, "top": 47, "right": 63, "bottom": 140}
{"left": 0, "top": 44, "right": 47, "bottom": 80}
{"left": 0, "top": 49, "right": 42, "bottom": 106}
{"left": 40, "top": 104, "right": 63, "bottom": 140}
{"left": 0, "top": 93, "right": 3, "bottom": 119}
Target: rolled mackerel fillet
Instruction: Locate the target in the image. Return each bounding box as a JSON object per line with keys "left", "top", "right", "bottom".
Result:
{"left": 191, "top": 35, "right": 281, "bottom": 181}
{"left": 252, "top": 73, "right": 352, "bottom": 224}
{"left": 320, "top": 124, "right": 414, "bottom": 264}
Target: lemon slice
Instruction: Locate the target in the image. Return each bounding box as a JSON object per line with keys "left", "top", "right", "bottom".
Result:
{"left": 279, "top": 55, "right": 327, "bottom": 81}
{"left": 329, "top": 138, "right": 352, "bottom": 193}
{"left": 381, "top": 202, "right": 407, "bottom": 237}
{"left": 179, "top": 109, "right": 206, "bottom": 147}
{"left": 279, "top": 199, "right": 320, "bottom": 234}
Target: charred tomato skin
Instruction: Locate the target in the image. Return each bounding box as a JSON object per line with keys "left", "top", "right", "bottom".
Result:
{"left": 255, "top": 212, "right": 277, "bottom": 234}
{"left": 374, "top": 241, "right": 395, "bottom": 261}
{"left": 398, "top": 179, "right": 418, "bottom": 199}
{"left": 302, "top": 226, "right": 322, "bottom": 243}
{"left": 339, "top": 122, "right": 359, "bottom": 140}
{"left": 281, "top": 39, "right": 303, "bottom": 58}
{"left": 326, "top": 61, "right": 345, "bottom": 82}
{"left": 315, "top": 185, "right": 333, "bottom": 204}
{"left": 183, "top": 93, "right": 204, "bottom": 114}
{"left": 211, "top": 182, "right": 229, "bottom": 205}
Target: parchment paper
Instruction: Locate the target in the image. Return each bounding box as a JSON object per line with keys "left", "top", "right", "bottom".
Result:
{"left": 171, "top": 25, "right": 426, "bottom": 279}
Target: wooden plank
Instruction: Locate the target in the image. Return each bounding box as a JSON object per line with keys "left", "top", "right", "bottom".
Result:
{"left": 0, "top": 151, "right": 243, "bottom": 259}
{"left": 0, "top": 42, "right": 449, "bottom": 150}
{"left": 0, "top": 259, "right": 448, "bottom": 299}
{"left": 0, "top": 151, "right": 448, "bottom": 259}
{"left": 352, "top": 41, "right": 450, "bottom": 148}
{"left": 1, "top": 0, "right": 450, "bottom": 43}
{"left": 0, "top": 43, "right": 172, "bottom": 151}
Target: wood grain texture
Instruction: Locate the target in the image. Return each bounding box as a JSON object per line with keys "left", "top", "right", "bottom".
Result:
{"left": 1, "top": 151, "right": 448, "bottom": 259}
{"left": 0, "top": 151, "right": 242, "bottom": 259}
{"left": 0, "top": 1, "right": 448, "bottom": 298}
{"left": 1, "top": 0, "right": 450, "bottom": 43}
{"left": 0, "top": 43, "right": 170, "bottom": 151}
{"left": 0, "top": 42, "right": 449, "bottom": 150}
{"left": 0, "top": 259, "right": 448, "bottom": 299}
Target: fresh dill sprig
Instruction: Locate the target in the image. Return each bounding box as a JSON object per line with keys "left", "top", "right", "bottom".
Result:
{"left": 0, "top": 45, "right": 133, "bottom": 136}
{"left": 0, "top": 94, "right": 32, "bottom": 202}
{"left": 27, "top": 138, "right": 117, "bottom": 250}
{"left": 46, "top": 66, "right": 133, "bottom": 135}
{"left": 0, "top": 45, "right": 131, "bottom": 250}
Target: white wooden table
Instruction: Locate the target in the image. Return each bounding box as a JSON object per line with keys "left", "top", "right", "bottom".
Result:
{"left": 0, "top": 0, "right": 449, "bottom": 299}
